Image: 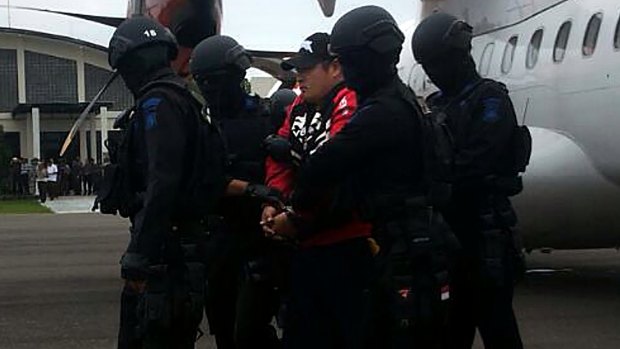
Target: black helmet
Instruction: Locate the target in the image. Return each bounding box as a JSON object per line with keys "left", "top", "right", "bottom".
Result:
{"left": 330, "top": 5, "right": 404, "bottom": 55}
{"left": 411, "top": 12, "right": 473, "bottom": 65}
{"left": 268, "top": 88, "right": 297, "bottom": 133}
{"left": 270, "top": 89, "right": 297, "bottom": 115}
{"left": 190, "top": 35, "right": 252, "bottom": 77}
{"left": 108, "top": 16, "right": 178, "bottom": 69}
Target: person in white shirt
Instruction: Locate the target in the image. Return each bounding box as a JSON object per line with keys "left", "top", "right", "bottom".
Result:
{"left": 46, "top": 159, "right": 59, "bottom": 200}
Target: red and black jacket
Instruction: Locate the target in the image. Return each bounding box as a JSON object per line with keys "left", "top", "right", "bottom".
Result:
{"left": 265, "top": 83, "right": 372, "bottom": 248}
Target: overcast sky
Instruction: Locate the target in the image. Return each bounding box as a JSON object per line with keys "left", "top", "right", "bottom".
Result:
{"left": 2, "top": 0, "right": 418, "bottom": 51}
{"left": 222, "top": 0, "right": 418, "bottom": 51}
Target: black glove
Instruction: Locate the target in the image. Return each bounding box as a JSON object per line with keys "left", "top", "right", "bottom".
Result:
{"left": 262, "top": 134, "right": 293, "bottom": 163}
{"left": 245, "top": 183, "right": 284, "bottom": 207}
{"left": 113, "top": 107, "right": 135, "bottom": 130}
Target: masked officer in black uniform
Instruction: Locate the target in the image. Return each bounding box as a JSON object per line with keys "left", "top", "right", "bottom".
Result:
{"left": 189, "top": 35, "right": 281, "bottom": 349}
{"left": 286, "top": 6, "right": 457, "bottom": 348}
{"left": 412, "top": 12, "right": 527, "bottom": 349}
{"left": 268, "top": 88, "right": 297, "bottom": 134}
{"left": 107, "top": 17, "right": 222, "bottom": 349}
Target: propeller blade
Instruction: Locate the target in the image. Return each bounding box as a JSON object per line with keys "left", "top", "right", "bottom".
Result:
{"left": 59, "top": 71, "right": 119, "bottom": 157}
{"left": 0, "top": 4, "right": 125, "bottom": 27}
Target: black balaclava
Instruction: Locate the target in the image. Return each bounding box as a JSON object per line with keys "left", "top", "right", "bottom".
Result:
{"left": 423, "top": 50, "right": 480, "bottom": 97}
{"left": 337, "top": 47, "right": 400, "bottom": 100}
{"left": 197, "top": 69, "right": 246, "bottom": 119}
{"left": 117, "top": 45, "right": 172, "bottom": 97}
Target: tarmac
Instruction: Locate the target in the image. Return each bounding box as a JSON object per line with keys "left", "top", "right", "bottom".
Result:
{"left": 0, "top": 201, "right": 619, "bottom": 348}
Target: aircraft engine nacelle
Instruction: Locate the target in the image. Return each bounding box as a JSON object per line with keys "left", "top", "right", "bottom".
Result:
{"left": 128, "top": 0, "right": 223, "bottom": 76}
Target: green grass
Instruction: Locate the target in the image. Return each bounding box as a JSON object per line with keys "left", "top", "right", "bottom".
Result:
{"left": 0, "top": 200, "right": 52, "bottom": 214}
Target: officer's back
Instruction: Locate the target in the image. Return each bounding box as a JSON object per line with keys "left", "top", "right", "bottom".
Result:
{"left": 349, "top": 80, "right": 425, "bottom": 217}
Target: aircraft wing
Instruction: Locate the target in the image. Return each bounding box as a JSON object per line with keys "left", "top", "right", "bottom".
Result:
{"left": 43, "top": 11, "right": 125, "bottom": 27}
{"left": 248, "top": 50, "right": 296, "bottom": 83}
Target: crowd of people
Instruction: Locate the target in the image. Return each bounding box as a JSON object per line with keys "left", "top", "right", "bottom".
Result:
{"left": 5, "top": 157, "right": 103, "bottom": 202}
{"left": 93, "top": 5, "right": 530, "bottom": 349}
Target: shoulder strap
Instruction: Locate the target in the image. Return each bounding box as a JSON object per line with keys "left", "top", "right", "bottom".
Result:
{"left": 140, "top": 79, "right": 187, "bottom": 95}
{"left": 140, "top": 79, "right": 203, "bottom": 117}
{"left": 457, "top": 78, "right": 507, "bottom": 108}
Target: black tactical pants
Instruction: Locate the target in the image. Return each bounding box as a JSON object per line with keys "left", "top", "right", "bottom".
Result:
{"left": 118, "top": 264, "right": 205, "bottom": 349}
{"left": 234, "top": 271, "right": 281, "bottom": 349}
{"left": 282, "top": 237, "right": 374, "bottom": 349}
{"left": 365, "top": 251, "right": 450, "bottom": 349}
{"left": 365, "top": 208, "right": 456, "bottom": 349}
{"left": 204, "top": 229, "right": 241, "bottom": 349}
{"left": 443, "top": 195, "right": 524, "bottom": 349}
{"left": 445, "top": 250, "right": 523, "bottom": 349}
{"left": 235, "top": 238, "right": 288, "bottom": 349}
{"left": 204, "top": 230, "right": 282, "bottom": 349}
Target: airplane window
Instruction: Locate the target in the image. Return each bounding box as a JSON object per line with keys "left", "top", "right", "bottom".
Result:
{"left": 501, "top": 36, "right": 518, "bottom": 74}
{"left": 583, "top": 12, "right": 603, "bottom": 56}
{"left": 554, "top": 21, "right": 572, "bottom": 62}
{"left": 527, "top": 29, "right": 544, "bottom": 69}
{"left": 479, "top": 43, "right": 495, "bottom": 77}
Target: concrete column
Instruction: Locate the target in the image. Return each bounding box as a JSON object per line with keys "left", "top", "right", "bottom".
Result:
{"left": 99, "top": 106, "right": 109, "bottom": 162}
{"left": 89, "top": 118, "right": 97, "bottom": 162}
{"left": 79, "top": 127, "right": 87, "bottom": 163}
{"left": 25, "top": 112, "right": 32, "bottom": 158}
{"left": 16, "top": 46, "right": 26, "bottom": 103}
{"left": 19, "top": 129, "right": 27, "bottom": 158}
{"left": 77, "top": 50, "right": 86, "bottom": 103}
{"left": 31, "top": 107, "right": 40, "bottom": 160}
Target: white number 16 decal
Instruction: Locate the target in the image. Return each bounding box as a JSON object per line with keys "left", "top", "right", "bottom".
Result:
{"left": 144, "top": 29, "right": 158, "bottom": 38}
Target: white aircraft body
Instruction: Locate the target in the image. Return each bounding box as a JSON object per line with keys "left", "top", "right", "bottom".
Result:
{"left": 399, "top": 0, "right": 620, "bottom": 250}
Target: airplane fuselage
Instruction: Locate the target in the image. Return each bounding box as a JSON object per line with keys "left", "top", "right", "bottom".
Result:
{"left": 403, "top": 0, "right": 620, "bottom": 249}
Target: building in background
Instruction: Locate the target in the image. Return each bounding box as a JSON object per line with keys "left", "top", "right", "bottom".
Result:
{"left": 0, "top": 8, "right": 130, "bottom": 163}
{"left": 0, "top": 7, "right": 281, "bottom": 163}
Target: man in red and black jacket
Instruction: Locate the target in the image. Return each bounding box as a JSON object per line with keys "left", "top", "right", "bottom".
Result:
{"left": 261, "top": 32, "right": 374, "bottom": 348}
